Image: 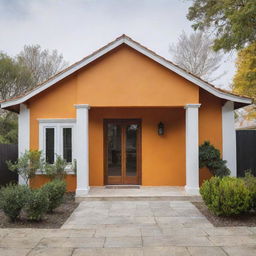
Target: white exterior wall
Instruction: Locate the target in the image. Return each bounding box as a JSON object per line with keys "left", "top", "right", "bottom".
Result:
{"left": 18, "top": 104, "right": 30, "bottom": 185}
{"left": 222, "top": 101, "right": 237, "bottom": 176}
{"left": 184, "top": 104, "right": 201, "bottom": 195}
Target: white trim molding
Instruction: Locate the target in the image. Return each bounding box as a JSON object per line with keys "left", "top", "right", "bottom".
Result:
{"left": 184, "top": 104, "right": 201, "bottom": 195}
{"left": 74, "top": 104, "right": 90, "bottom": 109}
{"left": 38, "top": 119, "right": 76, "bottom": 173}
{"left": 38, "top": 118, "right": 76, "bottom": 123}
{"left": 222, "top": 101, "right": 237, "bottom": 176}
{"left": 18, "top": 104, "right": 30, "bottom": 185}
{"left": 1, "top": 35, "right": 252, "bottom": 110}
{"left": 75, "top": 104, "right": 90, "bottom": 196}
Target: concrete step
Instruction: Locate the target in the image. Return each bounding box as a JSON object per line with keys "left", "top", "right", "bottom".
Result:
{"left": 75, "top": 195, "right": 202, "bottom": 202}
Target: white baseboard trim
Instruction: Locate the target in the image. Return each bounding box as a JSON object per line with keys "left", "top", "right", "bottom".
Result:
{"left": 76, "top": 187, "right": 90, "bottom": 197}
{"left": 185, "top": 185, "right": 200, "bottom": 195}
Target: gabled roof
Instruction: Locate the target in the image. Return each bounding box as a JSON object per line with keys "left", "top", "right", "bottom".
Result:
{"left": 1, "top": 34, "right": 252, "bottom": 111}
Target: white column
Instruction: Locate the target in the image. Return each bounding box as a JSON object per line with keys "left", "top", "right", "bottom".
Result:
{"left": 18, "top": 104, "right": 30, "bottom": 185}
{"left": 184, "top": 104, "right": 201, "bottom": 195}
{"left": 74, "top": 104, "right": 90, "bottom": 196}
{"left": 222, "top": 101, "right": 236, "bottom": 176}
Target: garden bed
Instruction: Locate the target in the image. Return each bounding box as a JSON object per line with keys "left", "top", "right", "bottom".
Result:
{"left": 193, "top": 201, "right": 256, "bottom": 227}
{"left": 0, "top": 193, "right": 78, "bottom": 228}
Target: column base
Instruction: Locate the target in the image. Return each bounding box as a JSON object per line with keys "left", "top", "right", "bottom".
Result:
{"left": 76, "top": 187, "right": 90, "bottom": 197}
{"left": 18, "top": 175, "right": 27, "bottom": 185}
{"left": 185, "top": 185, "right": 200, "bottom": 195}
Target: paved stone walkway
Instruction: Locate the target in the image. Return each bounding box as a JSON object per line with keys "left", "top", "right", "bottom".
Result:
{"left": 0, "top": 201, "right": 256, "bottom": 255}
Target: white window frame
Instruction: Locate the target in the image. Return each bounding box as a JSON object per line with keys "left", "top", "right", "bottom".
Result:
{"left": 38, "top": 118, "right": 76, "bottom": 174}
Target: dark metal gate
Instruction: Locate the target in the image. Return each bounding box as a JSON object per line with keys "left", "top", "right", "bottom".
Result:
{"left": 236, "top": 130, "right": 256, "bottom": 177}
{"left": 0, "top": 144, "right": 18, "bottom": 187}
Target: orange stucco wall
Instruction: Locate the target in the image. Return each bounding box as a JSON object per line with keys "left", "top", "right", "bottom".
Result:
{"left": 199, "top": 89, "right": 223, "bottom": 185}
{"left": 30, "top": 175, "right": 76, "bottom": 192}
{"left": 89, "top": 107, "right": 185, "bottom": 186}
{"left": 27, "top": 44, "right": 223, "bottom": 191}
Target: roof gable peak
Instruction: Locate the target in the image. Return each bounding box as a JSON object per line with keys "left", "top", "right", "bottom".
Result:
{"left": 1, "top": 34, "right": 252, "bottom": 110}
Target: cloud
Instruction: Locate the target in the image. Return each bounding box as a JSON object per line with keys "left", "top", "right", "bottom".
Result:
{"left": 0, "top": 0, "right": 32, "bottom": 20}
{"left": 0, "top": 0, "right": 235, "bottom": 88}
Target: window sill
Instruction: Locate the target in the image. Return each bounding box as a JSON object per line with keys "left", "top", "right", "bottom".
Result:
{"left": 35, "top": 166, "right": 76, "bottom": 175}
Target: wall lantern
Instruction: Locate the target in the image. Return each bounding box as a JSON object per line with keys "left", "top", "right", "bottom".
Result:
{"left": 158, "top": 122, "right": 164, "bottom": 136}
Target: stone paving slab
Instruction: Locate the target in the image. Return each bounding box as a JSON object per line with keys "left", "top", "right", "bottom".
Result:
{"left": 187, "top": 246, "right": 227, "bottom": 256}
{"left": 222, "top": 246, "right": 256, "bottom": 256}
{"left": 73, "top": 247, "right": 143, "bottom": 256}
{"left": 0, "top": 248, "right": 31, "bottom": 256}
{"left": 37, "top": 237, "right": 105, "bottom": 248}
{"left": 0, "top": 200, "right": 256, "bottom": 255}
{"left": 27, "top": 247, "right": 73, "bottom": 256}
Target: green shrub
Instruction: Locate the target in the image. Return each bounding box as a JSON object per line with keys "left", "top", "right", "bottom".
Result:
{"left": 44, "top": 155, "right": 68, "bottom": 180}
{"left": 25, "top": 189, "right": 49, "bottom": 221}
{"left": 199, "top": 141, "right": 230, "bottom": 177}
{"left": 200, "top": 176, "right": 251, "bottom": 216}
{"left": 42, "top": 180, "right": 66, "bottom": 212}
{"left": 7, "top": 150, "right": 43, "bottom": 185}
{"left": 0, "top": 184, "right": 29, "bottom": 221}
{"left": 243, "top": 172, "right": 256, "bottom": 210}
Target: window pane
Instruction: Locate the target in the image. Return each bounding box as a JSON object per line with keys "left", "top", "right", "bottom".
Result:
{"left": 63, "top": 128, "right": 72, "bottom": 163}
{"left": 107, "top": 123, "right": 122, "bottom": 176}
{"left": 46, "top": 128, "right": 54, "bottom": 164}
{"left": 126, "top": 124, "right": 138, "bottom": 176}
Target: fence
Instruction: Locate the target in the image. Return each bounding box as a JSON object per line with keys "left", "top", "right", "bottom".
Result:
{"left": 236, "top": 130, "right": 256, "bottom": 177}
{"left": 0, "top": 144, "right": 18, "bottom": 186}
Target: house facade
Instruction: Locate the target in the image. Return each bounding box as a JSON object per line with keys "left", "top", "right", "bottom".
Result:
{"left": 1, "top": 35, "right": 252, "bottom": 196}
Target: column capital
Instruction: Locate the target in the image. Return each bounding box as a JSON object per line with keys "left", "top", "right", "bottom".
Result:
{"left": 184, "top": 104, "right": 201, "bottom": 109}
{"left": 74, "top": 104, "right": 90, "bottom": 109}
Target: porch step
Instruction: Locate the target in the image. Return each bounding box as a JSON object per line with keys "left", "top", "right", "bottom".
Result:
{"left": 105, "top": 185, "right": 140, "bottom": 189}
{"left": 76, "top": 195, "right": 202, "bottom": 202}
{"left": 75, "top": 186, "right": 202, "bottom": 202}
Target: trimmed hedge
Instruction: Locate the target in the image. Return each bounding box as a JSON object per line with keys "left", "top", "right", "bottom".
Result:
{"left": 0, "top": 180, "right": 67, "bottom": 221}
{"left": 25, "top": 189, "right": 49, "bottom": 221}
{"left": 0, "top": 184, "right": 29, "bottom": 221}
{"left": 42, "top": 179, "right": 66, "bottom": 212}
{"left": 244, "top": 172, "right": 256, "bottom": 210}
{"left": 200, "top": 176, "right": 251, "bottom": 216}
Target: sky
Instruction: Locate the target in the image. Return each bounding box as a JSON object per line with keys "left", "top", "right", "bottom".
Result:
{"left": 0, "top": 0, "right": 236, "bottom": 89}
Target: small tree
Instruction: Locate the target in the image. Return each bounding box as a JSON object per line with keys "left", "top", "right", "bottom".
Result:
{"left": 7, "top": 150, "right": 43, "bottom": 185}
{"left": 44, "top": 155, "right": 68, "bottom": 180}
{"left": 199, "top": 141, "right": 230, "bottom": 177}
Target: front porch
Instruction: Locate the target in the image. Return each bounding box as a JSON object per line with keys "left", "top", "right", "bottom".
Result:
{"left": 75, "top": 105, "right": 202, "bottom": 197}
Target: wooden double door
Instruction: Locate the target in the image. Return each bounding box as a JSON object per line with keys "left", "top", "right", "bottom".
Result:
{"left": 104, "top": 119, "right": 141, "bottom": 185}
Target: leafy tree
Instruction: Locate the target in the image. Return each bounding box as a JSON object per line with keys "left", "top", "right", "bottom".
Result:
{"left": 170, "top": 31, "right": 224, "bottom": 82}
{"left": 233, "top": 42, "right": 256, "bottom": 99}
{"left": 187, "top": 0, "right": 256, "bottom": 51}
{"left": 0, "top": 53, "right": 34, "bottom": 100}
{"left": 0, "top": 46, "right": 67, "bottom": 144}
{"left": 17, "top": 45, "right": 68, "bottom": 85}
{"left": 0, "top": 113, "right": 18, "bottom": 144}
{"left": 233, "top": 42, "right": 256, "bottom": 118}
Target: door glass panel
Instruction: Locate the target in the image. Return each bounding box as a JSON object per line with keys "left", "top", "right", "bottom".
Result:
{"left": 107, "top": 123, "right": 122, "bottom": 176}
{"left": 126, "top": 124, "right": 138, "bottom": 176}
